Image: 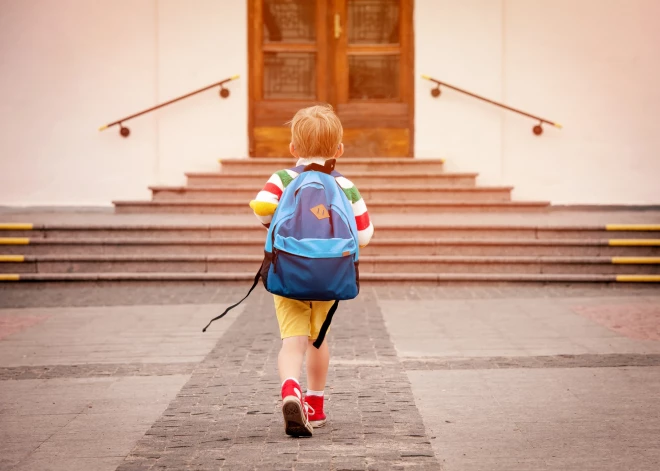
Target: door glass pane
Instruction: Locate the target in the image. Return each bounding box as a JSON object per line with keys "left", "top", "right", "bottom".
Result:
{"left": 264, "top": 52, "right": 316, "bottom": 99}
{"left": 348, "top": 55, "right": 399, "bottom": 100}
{"left": 347, "top": 0, "right": 400, "bottom": 45}
{"left": 263, "top": 0, "right": 316, "bottom": 43}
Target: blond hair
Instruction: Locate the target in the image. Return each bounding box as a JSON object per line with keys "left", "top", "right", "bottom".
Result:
{"left": 289, "top": 105, "right": 343, "bottom": 158}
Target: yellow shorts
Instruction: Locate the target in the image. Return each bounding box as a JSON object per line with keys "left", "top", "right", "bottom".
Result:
{"left": 274, "top": 295, "right": 335, "bottom": 340}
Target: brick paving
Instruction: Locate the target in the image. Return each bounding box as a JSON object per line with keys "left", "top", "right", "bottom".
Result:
{"left": 402, "top": 353, "right": 660, "bottom": 371}
{"left": 0, "top": 363, "right": 197, "bottom": 381}
{"left": 116, "top": 290, "right": 439, "bottom": 471}
{"left": 2, "top": 282, "right": 660, "bottom": 470}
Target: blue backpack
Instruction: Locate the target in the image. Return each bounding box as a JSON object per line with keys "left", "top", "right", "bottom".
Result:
{"left": 203, "top": 159, "right": 360, "bottom": 348}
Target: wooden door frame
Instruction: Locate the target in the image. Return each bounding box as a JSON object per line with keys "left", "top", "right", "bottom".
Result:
{"left": 248, "top": 0, "right": 415, "bottom": 157}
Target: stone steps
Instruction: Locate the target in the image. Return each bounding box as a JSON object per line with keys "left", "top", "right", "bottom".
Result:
{"left": 186, "top": 172, "right": 478, "bottom": 188}
{"left": 114, "top": 200, "right": 550, "bottom": 214}
{"left": 217, "top": 157, "right": 446, "bottom": 174}
{"left": 2, "top": 237, "right": 659, "bottom": 256}
{"left": 4, "top": 272, "right": 658, "bottom": 284}
{"left": 113, "top": 157, "right": 553, "bottom": 214}
{"left": 2, "top": 221, "right": 659, "bottom": 282}
{"left": 149, "top": 185, "right": 514, "bottom": 203}
{"left": 2, "top": 254, "right": 659, "bottom": 275}
{"left": 3, "top": 224, "right": 658, "bottom": 240}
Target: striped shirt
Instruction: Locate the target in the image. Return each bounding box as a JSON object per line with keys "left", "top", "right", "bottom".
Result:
{"left": 249, "top": 158, "right": 374, "bottom": 247}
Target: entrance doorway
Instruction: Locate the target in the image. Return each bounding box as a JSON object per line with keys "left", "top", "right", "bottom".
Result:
{"left": 248, "top": 0, "right": 414, "bottom": 157}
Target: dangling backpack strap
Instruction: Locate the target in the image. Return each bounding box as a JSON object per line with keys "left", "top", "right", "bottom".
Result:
{"left": 312, "top": 300, "right": 339, "bottom": 349}
{"left": 202, "top": 269, "right": 261, "bottom": 332}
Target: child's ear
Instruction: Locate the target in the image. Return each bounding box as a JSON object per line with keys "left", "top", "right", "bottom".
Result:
{"left": 334, "top": 143, "right": 344, "bottom": 158}
{"left": 289, "top": 142, "right": 298, "bottom": 158}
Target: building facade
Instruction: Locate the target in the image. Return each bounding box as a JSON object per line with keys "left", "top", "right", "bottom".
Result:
{"left": 1, "top": 0, "right": 659, "bottom": 206}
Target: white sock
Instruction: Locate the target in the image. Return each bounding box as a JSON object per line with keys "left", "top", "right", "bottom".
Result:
{"left": 306, "top": 389, "right": 324, "bottom": 397}
{"left": 282, "top": 377, "right": 300, "bottom": 387}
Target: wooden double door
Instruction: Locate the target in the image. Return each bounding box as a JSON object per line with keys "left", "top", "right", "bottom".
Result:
{"left": 249, "top": 0, "right": 414, "bottom": 157}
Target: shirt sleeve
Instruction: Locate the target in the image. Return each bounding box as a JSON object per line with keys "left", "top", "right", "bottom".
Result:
{"left": 336, "top": 176, "right": 374, "bottom": 248}
{"left": 249, "top": 172, "right": 284, "bottom": 227}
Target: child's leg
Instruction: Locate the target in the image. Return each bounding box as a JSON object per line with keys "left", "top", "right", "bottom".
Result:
{"left": 307, "top": 299, "right": 335, "bottom": 390}
{"left": 278, "top": 336, "right": 308, "bottom": 383}
{"left": 274, "top": 295, "right": 315, "bottom": 437}
{"left": 279, "top": 336, "right": 314, "bottom": 437}
{"left": 303, "top": 301, "right": 333, "bottom": 428}
{"left": 306, "top": 338, "right": 329, "bottom": 391}
{"left": 275, "top": 295, "right": 313, "bottom": 383}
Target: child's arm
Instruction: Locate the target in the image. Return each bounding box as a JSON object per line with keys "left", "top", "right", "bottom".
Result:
{"left": 249, "top": 172, "right": 284, "bottom": 228}
{"left": 337, "top": 177, "right": 374, "bottom": 248}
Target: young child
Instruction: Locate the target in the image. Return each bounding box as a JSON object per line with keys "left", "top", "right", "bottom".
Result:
{"left": 249, "top": 105, "right": 374, "bottom": 437}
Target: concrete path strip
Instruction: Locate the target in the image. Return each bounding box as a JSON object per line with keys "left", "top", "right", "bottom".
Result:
{"left": 0, "top": 302, "right": 243, "bottom": 471}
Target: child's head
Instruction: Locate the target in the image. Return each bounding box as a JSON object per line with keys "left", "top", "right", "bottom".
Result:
{"left": 289, "top": 104, "right": 344, "bottom": 159}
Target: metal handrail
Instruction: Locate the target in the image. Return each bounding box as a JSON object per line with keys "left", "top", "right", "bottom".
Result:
{"left": 99, "top": 75, "right": 240, "bottom": 138}
{"left": 422, "top": 75, "right": 562, "bottom": 136}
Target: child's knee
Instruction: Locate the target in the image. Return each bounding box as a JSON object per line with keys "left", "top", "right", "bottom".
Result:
{"left": 283, "top": 335, "right": 308, "bottom": 353}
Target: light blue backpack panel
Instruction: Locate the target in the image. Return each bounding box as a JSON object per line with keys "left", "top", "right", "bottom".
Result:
{"left": 263, "top": 169, "right": 360, "bottom": 301}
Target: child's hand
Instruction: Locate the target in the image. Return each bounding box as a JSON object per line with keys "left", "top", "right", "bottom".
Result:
{"left": 249, "top": 200, "right": 278, "bottom": 217}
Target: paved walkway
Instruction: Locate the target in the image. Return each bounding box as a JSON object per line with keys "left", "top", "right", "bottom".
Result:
{"left": 1, "top": 285, "right": 660, "bottom": 470}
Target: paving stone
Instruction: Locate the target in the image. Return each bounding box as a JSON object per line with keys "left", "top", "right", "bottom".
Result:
{"left": 380, "top": 295, "right": 660, "bottom": 359}
{"left": 1, "top": 283, "right": 659, "bottom": 309}
{"left": 408, "top": 367, "right": 660, "bottom": 471}
{"left": 109, "top": 290, "right": 440, "bottom": 470}
{"left": 402, "top": 353, "right": 660, "bottom": 370}
{"left": 0, "top": 303, "right": 241, "bottom": 368}
{"left": 3, "top": 280, "right": 659, "bottom": 470}
{"left": 0, "top": 362, "right": 196, "bottom": 381}
{"left": 10, "top": 456, "right": 123, "bottom": 471}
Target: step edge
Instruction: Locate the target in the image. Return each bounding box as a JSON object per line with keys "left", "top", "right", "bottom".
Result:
{"left": 218, "top": 158, "right": 446, "bottom": 164}
{"left": 5, "top": 224, "right": 659, "bottom": 232}
{"left": 185, "top": 172, "right": 478, "bottom": 177}
{"left": 10, "top": 273, "right": 660, "bottom": 282}
{"left": 16, "top": 238, "right": 660, "bottom": 246}
{"left": 10, "top": 255, "right": 660, "bottom": 264}
{"left": 112, "top": 200, "right": 551, "bottom": 207}
{"left": 149, "top": 186, "right": 514, "bottom": 192}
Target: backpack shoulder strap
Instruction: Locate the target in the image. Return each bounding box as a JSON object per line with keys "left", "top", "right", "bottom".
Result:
{"left": 302, "top": 158, "right": 337, "bottom": 175}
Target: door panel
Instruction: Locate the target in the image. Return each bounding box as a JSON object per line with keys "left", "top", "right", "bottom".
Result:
{"left": 253, "top": 127, "right": 292, "bottom": 157}
{"left": 336, "top": 103, "right": 408, "bottom": 128}
{"left": 249, "top": 0, "right": 413, "bottom": 157}
{"left": 343, "top": 128, "right": 409, "bottom": 156}
{"left": 333, "top": 0, "right": 413, "bottom": 156}
{"left": 346, "top": 0, "right": 400, "bottom": 44}
{"left": 250, "top": 0, "right": 329, "bottom": 157}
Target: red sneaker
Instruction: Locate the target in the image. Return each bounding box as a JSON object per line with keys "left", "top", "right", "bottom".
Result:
{"left": 304, "top": 394, "right": 326, "bottom": 428}
{"left": 281, "top": 379, "right": 313, "bottom": 437}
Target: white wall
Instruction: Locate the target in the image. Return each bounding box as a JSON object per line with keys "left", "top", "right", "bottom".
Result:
{"left": 156, "top": 0, "right": 247, "bottom": 185}
{"left": 416, "top": 0, "right": 660, "bottom": 204}
{"left": 3, "top": 0, "right": 659, "bottom": 206}
{"left": 0, "top": 0, "right": 247, "bottom": 206}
